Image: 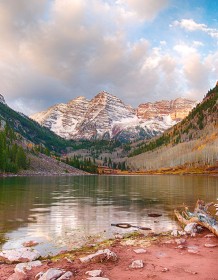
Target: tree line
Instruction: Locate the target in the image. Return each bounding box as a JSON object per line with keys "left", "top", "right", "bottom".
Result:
{"left": 0, "top": 124, "right": 28, "bottom": 173}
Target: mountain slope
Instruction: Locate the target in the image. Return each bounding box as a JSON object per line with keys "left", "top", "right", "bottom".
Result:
{"left": 0, "top": 98, "right": 69, "bottom": 152}
{"left": 31, "top": 91, "right": 196, "bottom": 142}
{"left": 127, "top": 84, "right": 218, "bottom": 171}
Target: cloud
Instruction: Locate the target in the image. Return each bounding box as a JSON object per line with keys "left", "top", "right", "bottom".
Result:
{"left": 173, "top": 19, "right": 218, "bottom": 39}
{"left": 117, "top": 0, "right": 169, "bottom": 21}
{"left": 0, "top": 0, "right": 217, "bottom": 115}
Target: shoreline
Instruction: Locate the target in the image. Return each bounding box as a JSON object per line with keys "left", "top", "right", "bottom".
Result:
{"left": 0, "top": 229, "right": 217, "bottom": 279}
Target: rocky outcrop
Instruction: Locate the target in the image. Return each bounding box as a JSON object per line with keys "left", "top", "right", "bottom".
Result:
{"left": 137, "top": 98, "right": 197, "bottom": 121}
{"left": 31, "top": 92, "right": 197, "bottom": 142}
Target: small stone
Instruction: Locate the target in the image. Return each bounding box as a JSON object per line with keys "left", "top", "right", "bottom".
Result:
{"left": 171, "top": 230, "right": 179, "bottom": 237}
{"left": 129, "top": 260, "right": 144, "bottom": 269}
{"left": 163, "top": 240, "right": 174, "bottom": 244}
{"left": 79, "top": 249, "right": 118, "bottom": 263}
{"left": 175, "top": 238, "right": 186, "bottom": 245}
{"left": 204, "top": 234, "right": 215, "bottom": 238}
{"left": 184, "top": 223, "right": 198, "bottom": 234}
{"left": 188, "top": 249, "right": 198, "bottom": 254}
{"left": 204, "top": 243, "right": 217, "bottom": 248}
{"left": 57, "top": 271, "right": 73, "bottom": 280}
{"left": 15, "top": 260, "right": 42, "bottom": 274}
{"left": 114, "top": 234, "right": 123, "bottom": 239}
{"left": 161, "top": 268, "right": 169, "bottom": 272}
{"left": 176, "top": 245, "right": 185, "bottom": 249}
{"left": 85, "top": 270, "right": 103, "bottom": 277}
{"left": 38, "top": 268, "right": 65, "bottom": 280}
{"left": 178, "top": 231, "right": 186, "bottom": 236}
{"left": 133, "top": 249, "right": 147, "bottom": 254}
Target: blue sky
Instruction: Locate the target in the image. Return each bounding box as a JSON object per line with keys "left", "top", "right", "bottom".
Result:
{"left": 0, "top": 0, "right": 217, "bottom": 114}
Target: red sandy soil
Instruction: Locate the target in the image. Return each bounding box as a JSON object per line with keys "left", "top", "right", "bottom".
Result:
{"left": 0, "top": 231, "right": 218, "bottom": 280}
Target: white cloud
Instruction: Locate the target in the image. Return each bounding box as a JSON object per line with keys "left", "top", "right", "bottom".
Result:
{"left": 0, "top": 0, "right": 216, "bottom": 114}
{"left": 117, "top": 0, "right": 169, "bottom": 21}
{"left": 173, "top": 19, "right": 218, "bottom": 39}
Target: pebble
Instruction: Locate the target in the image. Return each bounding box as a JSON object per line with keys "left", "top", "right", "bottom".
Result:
{"left": 204, "top": 244, "right": 217, "bottom": 248}
{"left": 133, "top": 249, "right": 147, "bottom": 254}
{"left": 129, "top": 260, "right": 144, "bottom": 269}
{"left": 187, "top": 249, "right": 198, "bottom": 254}
{"left": 175, "top": 238, "right": 186, "bottom": 245}
{"left": 161, "top": 268, "right": 169, "bottom": 272}
{"left": 79, "top": 249, "right": 118, "bottom": 263}
{"left": 204, "top": 234, "right": 215, "bottom": 238}
{"left": 85, "top": 270, "right": 103, "bottom": 277}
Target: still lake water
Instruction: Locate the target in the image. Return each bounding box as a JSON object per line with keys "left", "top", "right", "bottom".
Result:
{"left": 0, "top": 175, "right": 217, "bottom": 255}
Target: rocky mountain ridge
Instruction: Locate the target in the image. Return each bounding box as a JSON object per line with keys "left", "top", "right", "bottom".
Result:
{"left": 30, "top": 92, "right": 197, "bottom": 142}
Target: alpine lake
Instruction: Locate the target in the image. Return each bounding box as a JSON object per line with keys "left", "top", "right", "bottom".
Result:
{"left": 0, "top": 175, "right": 217, "bottom": 256}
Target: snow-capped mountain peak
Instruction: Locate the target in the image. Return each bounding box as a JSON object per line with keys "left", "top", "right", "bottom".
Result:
{"left": 30, "top": 92, "right": 197, "bottom": 142}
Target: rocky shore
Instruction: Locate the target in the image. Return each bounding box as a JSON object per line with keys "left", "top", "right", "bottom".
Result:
{"left": 0, "top": 228, "right": 217, "bottom": 280}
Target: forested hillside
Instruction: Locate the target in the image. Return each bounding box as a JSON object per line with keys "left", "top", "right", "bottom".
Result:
{"left": 127, "top": 84, "right": 218, "bottom": 171}
{"left": 0, "top": 102, "right": 69, "bottom": 152}
{"left": 0, "top": 123, "right": 28, "bottom": 173}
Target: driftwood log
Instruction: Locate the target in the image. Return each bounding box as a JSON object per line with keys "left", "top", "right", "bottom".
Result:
{"left": 174, "top": 199, "right": 218, "bottom": 237}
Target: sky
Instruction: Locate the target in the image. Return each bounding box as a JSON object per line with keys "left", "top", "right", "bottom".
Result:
{"left": 0, "top": 0, "right": 217, "bottom": 115}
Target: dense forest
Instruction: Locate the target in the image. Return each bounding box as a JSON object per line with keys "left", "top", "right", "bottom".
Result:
{"left": 0, "top": 124, "right": 28, "bottom": 173}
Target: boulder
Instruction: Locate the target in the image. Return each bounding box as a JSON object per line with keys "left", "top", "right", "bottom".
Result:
{"left": 37, "top": 269, "right": 73, "bottom": 280}
{"left": 79, "top": 249, "right": 118, "bottom": 263}
{"left": 15, "top": 260, "right": 42, "bottom": 274}
{"left": 0, "top": 248, "right": 41, "bottom": 263}
{"left": 38, "top": 268, "right": 65, "bottom": 280}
